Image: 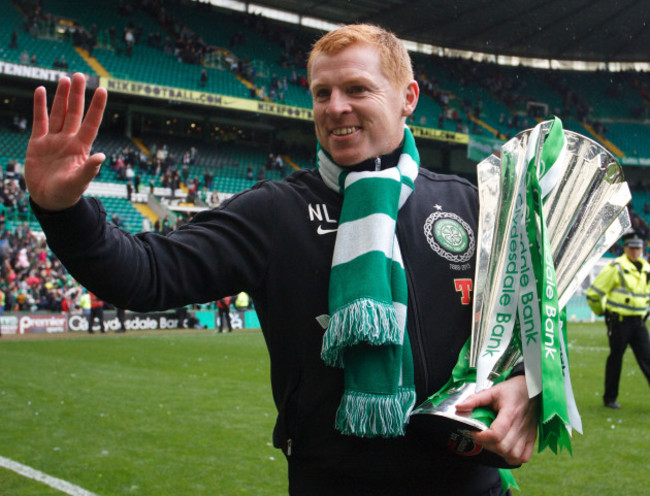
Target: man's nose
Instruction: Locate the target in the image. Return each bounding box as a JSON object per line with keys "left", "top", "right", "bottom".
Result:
{"left": 326, "top": 89, "right": 351, "bottom": 115}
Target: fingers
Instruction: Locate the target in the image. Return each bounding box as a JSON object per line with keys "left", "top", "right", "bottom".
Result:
{"left": 455, "top": 387, "right": 495, "bottom": 413}
{"left": 456, "top": 377, "right": 537, "bottom": 465}
{"left": 472, "top": 410, "right": 535, "bottom": 465}
{"left": 31, "top": 86, "right": 49, "bottom": 138}
{"left": 494, "top": 425, "right": 535, "bottom": 464}
{"left": 49, "top": 76, "right": 71, "bottom": 133}
{"left": 62, "top": 73, "right": 87, "bottom": 134}
{"left": 78, "top": 86, "right": 107, "bottom": 147}
{"left": 31, "top": 73, "right": 106, "bottom": 147}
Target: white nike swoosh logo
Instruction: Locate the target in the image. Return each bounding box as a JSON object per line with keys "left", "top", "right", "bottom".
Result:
{"left": 317, "top": 225, "right": 338, "bottom": 235}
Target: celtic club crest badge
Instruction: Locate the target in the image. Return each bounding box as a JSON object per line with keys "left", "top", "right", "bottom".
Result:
{"left": 424, "top": 211, "right": 475, "bottom": 263}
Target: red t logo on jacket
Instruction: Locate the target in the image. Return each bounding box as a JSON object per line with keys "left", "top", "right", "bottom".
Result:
{"left": 454, "top": 279, "right": 472, "bottom": 305}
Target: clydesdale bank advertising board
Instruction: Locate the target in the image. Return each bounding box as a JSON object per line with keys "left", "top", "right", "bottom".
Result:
{"left": 0, "top": 311, "right": 240, "bottom": 334}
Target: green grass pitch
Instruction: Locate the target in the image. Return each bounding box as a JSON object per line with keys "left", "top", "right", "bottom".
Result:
{"left": 0, "top": 323, "right": 648, "bottom": 495}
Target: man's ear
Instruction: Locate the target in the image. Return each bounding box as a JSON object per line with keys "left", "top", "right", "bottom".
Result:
{"left": 402, "top": 80, "right": 420, "bottom": 117}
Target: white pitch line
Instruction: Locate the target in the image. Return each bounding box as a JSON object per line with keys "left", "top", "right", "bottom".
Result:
{"left": 0, "top": 455, "right": 99, "bottom": 496}
{"left": 570, "top": 345, "right": 609, "bottom": 353}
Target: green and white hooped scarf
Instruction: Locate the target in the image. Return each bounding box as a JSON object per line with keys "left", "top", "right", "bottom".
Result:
{"left": 318, "top": 126, "right": 418, "bottom": 438}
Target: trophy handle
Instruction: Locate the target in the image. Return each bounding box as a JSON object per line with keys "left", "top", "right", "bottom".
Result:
{"left": 412, "top": 382, "right": 487, "bottom": 431}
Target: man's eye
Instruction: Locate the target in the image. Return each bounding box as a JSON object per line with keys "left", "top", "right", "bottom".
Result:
{"left": 314, "top": 89, "right": 330, "bottom": 100}
{"left": 348, "top": 86, "right": 366, "bottom": 94}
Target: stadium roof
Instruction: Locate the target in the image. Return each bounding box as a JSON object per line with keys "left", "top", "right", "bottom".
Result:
{"left": 245, "top": 0, "right": 650, "bottom": 63}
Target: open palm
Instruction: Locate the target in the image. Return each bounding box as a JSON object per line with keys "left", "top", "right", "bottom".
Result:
{"left": 25, "top": 73, "right": 107, "bottom": 211}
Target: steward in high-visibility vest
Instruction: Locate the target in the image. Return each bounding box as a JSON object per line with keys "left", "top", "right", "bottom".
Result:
{"left": 235, "top": 291, "right": 250, "bottom": 310}
{"left": 586, "top": 230, "right": 650, "bottom": 409}
{"left": 79, "top": 292, "right": 91, "bottom": 312}
{"left": 587, "top": 251, "right": 650, "bottom": 318}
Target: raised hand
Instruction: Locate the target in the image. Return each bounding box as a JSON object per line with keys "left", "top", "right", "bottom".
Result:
{"left": 25, "top": 73, "right": 108, "bottom": 211}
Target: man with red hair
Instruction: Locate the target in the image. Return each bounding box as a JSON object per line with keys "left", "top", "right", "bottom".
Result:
{"left": 25, "top": 24, "right": 536, "bottom": 495}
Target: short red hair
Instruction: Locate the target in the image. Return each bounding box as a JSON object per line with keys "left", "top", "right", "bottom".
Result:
{"left": 307, "top": 24, "right": 414, "bottom": 90}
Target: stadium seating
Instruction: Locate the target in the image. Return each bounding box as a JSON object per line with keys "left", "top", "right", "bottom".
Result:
{"left": 96, "top": 195, "right": 146, "bottom": 233}
{"left": 630, "top": 190, "right": 650, "bottom": 215}
{"left": 602, "top": 121, "right": 650, "bottom": 158}
{"left": 43, "top": 0, "right": 161, "bottom": 45}
{"left": 8, "top": 0, "right": 649, "bottom": 157}
{"left": 0, "top": 125, "right": 30, "bottom": 162}
{"left": 0, "top": 1, "right": 92, "bottom": 74}
{"left": 1, "top": 0, "right": 650, "bottom": 237}
{"left": 558, "top": 71, "right": 646, "bottom": 120}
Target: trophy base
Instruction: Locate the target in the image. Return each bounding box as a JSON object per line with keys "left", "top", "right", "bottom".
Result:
{"left": 411, "top": 382, "right": 520, "bottom": 469}
{"left": 412, "top": 382, "right": 488, "bottom": 431}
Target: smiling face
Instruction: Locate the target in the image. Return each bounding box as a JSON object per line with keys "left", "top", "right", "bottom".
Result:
{"left": 309, "top": 43, "right": 418, "bottom": 167}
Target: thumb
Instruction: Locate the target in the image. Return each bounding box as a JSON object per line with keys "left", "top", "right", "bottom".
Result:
{"left": 81, "top": 152, "right": 105, "bottom": 181}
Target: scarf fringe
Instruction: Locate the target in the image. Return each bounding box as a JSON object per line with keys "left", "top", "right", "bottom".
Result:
{"left": 335, "top": 387, "right": 417, "bottom": 438}
{"left": 321, "top": 298, "right": 401, "bottom": 367}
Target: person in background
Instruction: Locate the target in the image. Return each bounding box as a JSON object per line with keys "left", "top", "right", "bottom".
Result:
{"left": 79, "top": 291, "right": 92, "bottom": 333}
{"left": 89, "top": 291, "right": 106, "bottom": 333}
{"left": 234, "top": 291, "right": 250, "bottom": 311}
{"left": 176, "top": 305, "right": 188, "bottom": 329}
{"left": 116, "top": 307, "right": 127, "bottom": 333}
{"left": 217, "top": 296, "right": 232, "bottom": 333}
{"left": 586, "top": 230, "right": 650, "bottom": 409}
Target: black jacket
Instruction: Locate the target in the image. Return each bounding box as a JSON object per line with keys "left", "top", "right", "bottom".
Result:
{"left": 34, "top": 167, "right": 508, "bottom": 495}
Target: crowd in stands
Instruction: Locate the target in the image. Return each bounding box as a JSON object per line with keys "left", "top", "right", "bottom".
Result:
{"left": 16, "top": 0, "right": 311, "bottom": 104}
{"left": 0, "top": 127, "right": 234, "bottom": 314}
{"left": 0, "top": 217, "right": 250, "bottom": 316}
{"left": 15, "top": 0, "right": 650, "bottom": 133}
{"left": 107, "top": 141, "right": 205, "bottom": 202}
{"left": 101, "top": 127, "right": 294, "bottom": 210}
{"left": 0, "top": 220, "right": 81, "bottom": 313}
{"left": 0, "top": 150, "right": 70, "bottom": 313}
{"left": 409, "top": 53, "right": 650, "bottom": 141}
{"left": 5, "top": 0, "right": 650, "bottom": 312}
{"left": 107, "top": 142, "right": 219, "bottom": 203}
{"left": 0, "top": 160, "right": 29, "bottom": 223}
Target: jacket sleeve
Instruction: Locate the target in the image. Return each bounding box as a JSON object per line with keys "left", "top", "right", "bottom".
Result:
{"left": 585, "top": 262, "right": 618, "bottom": 316}
{"left": 30, "top": 186, "right": 276, "bottom": 312}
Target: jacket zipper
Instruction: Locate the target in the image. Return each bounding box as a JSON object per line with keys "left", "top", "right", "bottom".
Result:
{"left": 286, "top": 438, "right": 293, "bottom": 456}
{"left": 400, "top": 233, "right": 429, "bottom": 395}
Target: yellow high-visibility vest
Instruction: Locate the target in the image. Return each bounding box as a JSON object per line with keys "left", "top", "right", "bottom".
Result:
{"left": 79, "top": 293, "right": 91, "bottom": 311}
{"left": 586, "top": 254, "right": 650, "bottom": 317}
{"left": 235, "top": 292, "right": 250, "bottom": 308}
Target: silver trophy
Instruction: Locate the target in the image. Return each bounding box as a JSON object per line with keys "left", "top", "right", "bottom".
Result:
{"left": 413, "top": 121, "right": 631, "bottom": 461}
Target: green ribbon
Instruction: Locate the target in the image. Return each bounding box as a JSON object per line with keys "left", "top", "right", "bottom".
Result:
{"left": 524, "top": 117, "right": 572, "bottom": 454}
